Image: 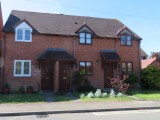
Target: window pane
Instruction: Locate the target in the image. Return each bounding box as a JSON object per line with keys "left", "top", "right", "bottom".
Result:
{"left": 17, "top": 29, "right": 23, "bottom": 40}
{"left": 122, "top": 63, "right": 126, "bottom": 69}
{"left": 80, "top": 38, "right": 85, "bottom": 43}
{"left": 127, "top": 36, "right": 132, "bottom": 45}
{"left": 86, "top": 62, "right": 93, "bottom": 75}
{"left": 23, "top": 62, "right": 30, "bottom": 74}
{"left": 79, "top": 62, "right": 85, "bottom": 75}
{"left": 121, "top": 36, "right": 126, "bottom": 45}
{"left": 86, "top": 38, "right": 91, "bottom": 44}
{"left": 128, "top": 68, "right": 132, "bottom": 73}
{"left": 15, "top": 62, "right": 21, "bottom": 74}
{"left": 25, "top": 30, "right": 31, "bottom": 40}
{"left": 86, "top": 33, "right": 91, "bottom": 38}
{"left": 80, "top": 33, "right": 85, "bottom": 37}
{"left": 128, "top": 63, "right": 132, "bottom": 69}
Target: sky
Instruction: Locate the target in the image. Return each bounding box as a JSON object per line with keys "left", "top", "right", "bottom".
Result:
{"left": 0, "top": 0, "right": 160, "bottom": 55}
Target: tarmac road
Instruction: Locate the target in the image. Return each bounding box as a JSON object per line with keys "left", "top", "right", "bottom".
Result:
{"left": 1, "top": 109, "right": 160, "bottom": 120}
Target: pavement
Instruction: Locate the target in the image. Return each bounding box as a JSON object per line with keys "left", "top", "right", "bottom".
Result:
{"left": 0, "top": 100, "right": 160, "bottom": 116}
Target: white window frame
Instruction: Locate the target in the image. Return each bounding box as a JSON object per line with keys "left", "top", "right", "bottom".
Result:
{"left": 14, "top": 60, "right": 31, "bottom": 77}
{"left": 15, "top": 22, "right": 32, "bottom": 42}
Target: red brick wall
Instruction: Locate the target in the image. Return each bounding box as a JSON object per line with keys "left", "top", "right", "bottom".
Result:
{"left": 4, "top": 33, "right": 141, "bottom": 91}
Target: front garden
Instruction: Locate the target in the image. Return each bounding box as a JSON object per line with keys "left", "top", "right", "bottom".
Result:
{"left": 0, "top": 93, "right": 45, "bottom": 103}
{"left": 1, "top": 66, "right": 160, "bottom": 103}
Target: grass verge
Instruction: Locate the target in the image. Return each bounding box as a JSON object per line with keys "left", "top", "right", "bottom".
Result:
{"left": 0, "top": 93, "right": 45, "bottom": 103}
{"left": 133, "top": 90, "right": 160, "bottom": 100}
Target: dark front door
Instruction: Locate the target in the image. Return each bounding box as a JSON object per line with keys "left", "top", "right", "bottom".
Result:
{"left": 41, "top": 63, "right": 53, "bottom": 90}
{"left": 59, "top": 62, "right": 71, "bottom": 92}
{"left": 104, "top": 63, "right": 114, "bottom": 88}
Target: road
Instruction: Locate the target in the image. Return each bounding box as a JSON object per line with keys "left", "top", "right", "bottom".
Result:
{"left": 0, "top": 109, "right": 160, "bottom": 120}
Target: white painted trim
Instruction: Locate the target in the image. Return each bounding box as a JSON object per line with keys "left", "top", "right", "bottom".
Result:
{"left": 14, "top": 60, "right": 31, "bottom": 77}
{"left": 15, "top": 22, "right": 33, "bottom": 42}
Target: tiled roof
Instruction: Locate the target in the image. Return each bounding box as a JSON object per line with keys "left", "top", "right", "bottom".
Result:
{"left": 141, "top": 58, "right": 156, "bottom": 69}
{"left": 3, "top": 10, "right": 141, "bottom": 39}
{"left": 37, "top": 48, "right": 74, "bottom": 61}
{"left": 101, "top": 50, "right": 121, "bottom": 61}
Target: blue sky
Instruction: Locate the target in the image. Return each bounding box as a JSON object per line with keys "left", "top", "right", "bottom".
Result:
{"left": 1, "top": 0, "right": 160, "bottom": 55}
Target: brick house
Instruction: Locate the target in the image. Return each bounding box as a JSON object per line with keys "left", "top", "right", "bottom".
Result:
{"left": 2, "top": 10, "right": 142, "bottom": 92}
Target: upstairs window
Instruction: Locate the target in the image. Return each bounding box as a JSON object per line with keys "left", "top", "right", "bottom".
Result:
{"left": 16, "top": 29, "right": 32, "bottom": 42}
{"left": 79, "top": 33, "right": 92, "bottom": 45}
{"left": 121, "top": 35, "right": 132, "bottom": 46}
{"left": 121, "top": 62, "right": 133, "bottom": 75}
{"left": 79, "top": 61, "right": 93, "bottom": 75}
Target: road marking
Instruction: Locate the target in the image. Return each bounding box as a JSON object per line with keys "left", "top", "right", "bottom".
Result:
{"left": 93, "top": 109, "right": 160, "bottom": 116}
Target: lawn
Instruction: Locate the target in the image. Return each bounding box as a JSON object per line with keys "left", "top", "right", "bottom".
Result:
{"left": 81, "top": 96, "right": 133, "bottom": 102}
{"left": 130, "top": 90, "right": 160, "bottom": 100}
{"left": 0, "top": 93, "right": 46, "bottom": 103}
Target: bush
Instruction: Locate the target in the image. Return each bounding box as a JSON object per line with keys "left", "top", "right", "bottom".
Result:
{"left": 102, "top": 93, "right": 108, "bottom": 98}
{"left": 110, "top": 75, "right": 130, "bottom": 94}
{"left": 95, "top": 89, "right": 102, "bottom": 98}
{"left": 87, "top": 91, "right": 95, "bottom": 98}
{"left": 142, "top": 66, "right": 160, "bottom": 90}
{"left": 74, "top": 71, "right": 96, "bottom": 92}
{"left": 110, "top": 89, "right": 115, "bottom": 98}
{"left": 80, "top": 93, "right": 85, "bottom": 98}
{"left": 76, "top": 85, "right": 96, "bottom": 92}
{"left": 117, "top": 92, "right": 124, "bottom": 97}
{"left": 125, "top": 73, "right": 138, "bottom": 84}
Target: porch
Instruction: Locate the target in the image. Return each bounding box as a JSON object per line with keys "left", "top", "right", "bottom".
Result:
{"left": 37, "top": 48, "right": 75, "bottom": 92}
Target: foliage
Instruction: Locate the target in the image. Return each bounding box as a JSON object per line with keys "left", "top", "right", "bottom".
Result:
{"left": 76, "top": 85, "right": 96, "bottom": 92}
{"left": 117, "top": 92, "right": 124, "bottom": 97}
{"left": 95, "top": 89, "right": 102, "bottom": 98}
{"left": 125, "top": 73, "right": 138, "bottom": 84}
{"left": 87, "top": 91, "right": 95, "bottom": 98}
{"left": 102, "top": 93, "right": 108, "bottom": 98}
{"left": 109, "top": 89, "right": 115, "bottom": 98}
{"left": 74, "top": 71, "right": 89, "bottom": 86}
{"left": 80, "top": 93, "right": 85, "bottom": 99}
{"left": 142, "top": 66, "right": 160, "bottom": 90}
{"left": 75, "top": 71, "right": 96, "bottom": 92}
{"left": 110, "top": 75, "right": 130, "bottom": 94}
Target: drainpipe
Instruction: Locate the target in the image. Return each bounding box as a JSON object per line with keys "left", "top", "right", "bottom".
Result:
{"left": 138, "top": 40, "right": 142, "bottom": 89}
{"left": 115, "top": 38, "right": 119, "bottom": 77}
{"left": 73, "top": 36, "right": 76, "bottom": 91}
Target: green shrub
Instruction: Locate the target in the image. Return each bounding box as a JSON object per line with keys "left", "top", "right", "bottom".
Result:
{"left": 117, "top": 92, "right": 124, "bottom": 97}
{"left": 125, "top": 73, "right": 138, "bottom": 84}
{"left": 95, "top": 89, "right": 102, "bottom": 98}
{"left": 87, "top": 92, "right": 95, "bottom": 98}
{"left": 142, "top": 66, "right": 160, "bottom": 90}
{"left": 102, "top": 93, "right": 108, "bottom": 98}
{"left": 74, "top": 71, "right": 96, "bottom": 92}
{"left": 110, "top": 89, "right": 115, "bottom": 98}
{"left": 76, "top": 85, "right": 96, "bottom": 92}
{"left": 80, "top": 93, "right": 85, "bottom": 99}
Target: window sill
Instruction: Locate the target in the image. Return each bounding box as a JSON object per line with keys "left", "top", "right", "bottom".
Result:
{"left": 15, "top": 40, "right": 32, "bottom": 42}
{"left": 14, "top": 75, "right": 31, "bottom": 77}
